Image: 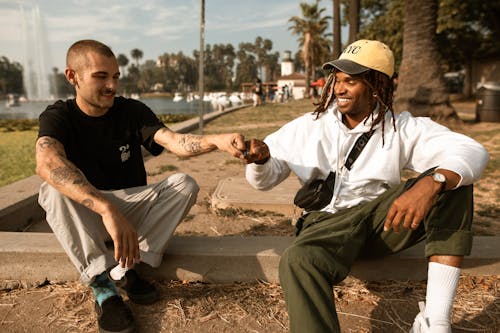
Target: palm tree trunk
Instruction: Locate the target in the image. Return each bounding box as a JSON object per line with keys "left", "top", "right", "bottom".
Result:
{"left": 348, "top": 0, "right": 360, "bottom": 43}
{"left": 303, "top": 32, "right": 311, "bottom": 99}
{"left": 394, "top": 0, "right": 460, "bottom": 121}
{"left": 333, "top": 0, "right": 342, "bottom": 58}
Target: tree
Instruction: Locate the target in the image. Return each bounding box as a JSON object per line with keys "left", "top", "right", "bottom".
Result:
{"left": 358, "top": 0, "right": 500, "bottom": 98}
{"left": 126, "top": 65, "right": 141, "bottom": 93}
{"left": 333, "top": 0, "right": 342, "bottom": 57}
{"left": 236, "top": 37, "right": 278, "bottom": 83}
{"left": 202, "top": 43, "right": 236, "bottom": 91}
{"left": 289, "top": 1, "right": 331, "bottom": 98}
{"left": 357, "top": 0, "right": 404, "bottom": 68}
{"left": 137, "top": 60, "right": 164, "bottom": 93}
{"left": 234, "top": 45, "right": 258, "bottom": 89}
{"left": 436, "top": 0, "right": 500, "bottom": 96}
{"left": 348, "top": 0, "right": 360, "bottom": 43}
{"left": 49, "top": 67, "right": 72, "bottom": 98}
{"left": 394, "top": 0, "right": 459, "bottom": 121}
{"left": 116, "top": 54, "right": 129, "bottom": 76}
{"left": 253, "top": 37, "right": 273, "bottom": 80}
{"left": 0, "top": 56, "right": 24, "bottom": 95}
{"left": 157, "top": 51, "right": 198, "bottom": 93}
{"left": 130, "top": 49, "right": 143, "bottom": 67}
{"left": 264, "top": 51, "right": 281, "bottom": 82}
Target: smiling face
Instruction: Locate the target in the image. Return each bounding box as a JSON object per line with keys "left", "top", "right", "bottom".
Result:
{"left": 66, "top": 51, "right": 120, "bottom": 117}
{"left": 333, "top": 71, "right": 372, "bottom": 128}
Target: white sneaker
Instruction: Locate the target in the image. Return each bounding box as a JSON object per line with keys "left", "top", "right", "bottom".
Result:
{"left": 409, "top": 301, "right": 431, "bottom": 333}
{"left": 409, "top": 301, "right": 452, "bottom": 333}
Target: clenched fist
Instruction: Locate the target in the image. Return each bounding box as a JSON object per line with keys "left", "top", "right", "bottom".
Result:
{"left": 244, "top": 138, "right": 270, "bottom": 164}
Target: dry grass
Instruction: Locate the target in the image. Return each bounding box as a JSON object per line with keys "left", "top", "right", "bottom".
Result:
{"left": 1, "top": 275, "right": 498, "bottom": 332}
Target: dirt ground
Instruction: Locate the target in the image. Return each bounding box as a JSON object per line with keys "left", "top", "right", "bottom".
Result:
{"left": 0, "top": 101, "right": 499, "bottom": 332}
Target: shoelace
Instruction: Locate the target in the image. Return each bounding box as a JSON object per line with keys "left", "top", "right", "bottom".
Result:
{"left": 410, "top": 302, "right": 431, "bottom": 333}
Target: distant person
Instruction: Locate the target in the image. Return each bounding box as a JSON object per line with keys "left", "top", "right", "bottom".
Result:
{"left": 313, "top": 76, "right": 326, "bottom": 96}
{"left": 267, "top": 84, "right": 275, "bottom": 103}
{"left": 283, "top": 84, "right": 290, "bottom": 103}
{"left": 242, "top": 39, "right": 489, "bottom": 333}
{"left": 253, "top": 78, "right": 263, "bottom": 107}
{"left": 35, "top": 39, "right": 247, "bottom": 333}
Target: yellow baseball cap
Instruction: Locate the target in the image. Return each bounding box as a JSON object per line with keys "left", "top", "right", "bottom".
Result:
{"left": 322, "top": 39, "right": 394, "bottom": 78}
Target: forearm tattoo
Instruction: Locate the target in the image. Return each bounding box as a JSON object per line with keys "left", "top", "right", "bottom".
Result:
{"left": 49, "top": 165, "right": 86, "bottom": 186}
{"left": 179, "top": 134, "right": 203, "bottom": 153}
{"left": 81, "top": 197, "right": 95, "bottom": 209}
{"left": 37, "top": 137, "right": 64, "bottom": 156}
{"left": 38, "top": 137, "right": 98, "bottom": 208}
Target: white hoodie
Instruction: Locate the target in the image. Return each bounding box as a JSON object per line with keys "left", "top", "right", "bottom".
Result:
{"left": 245, "top": 104, "right": 489, "bottom": 214}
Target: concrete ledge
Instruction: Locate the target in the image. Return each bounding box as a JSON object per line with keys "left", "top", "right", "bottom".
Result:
{"left": 0, "top": 176, "right": 44, "bottom": 231}
{"left": 211, "top": 176, "right": 301, "bottom": 215}
{"left": 0, "top": 233, "right": 498, "bottom": 284}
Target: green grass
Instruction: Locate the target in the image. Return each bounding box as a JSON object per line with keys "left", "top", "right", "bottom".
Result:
{"left": 0, "top": 130, "right": 38, "bottom": 186}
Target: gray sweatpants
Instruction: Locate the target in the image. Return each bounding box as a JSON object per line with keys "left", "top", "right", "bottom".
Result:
{"left": 38, "top": 173, "right": 199, "bottom": 285}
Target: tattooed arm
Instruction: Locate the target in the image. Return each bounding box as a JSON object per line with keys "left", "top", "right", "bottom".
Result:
{"left": 153, "top": 127, "right": 247, "bottom": 159}
{"left": 35, "top": 136, "right": 140, "bottom": 267}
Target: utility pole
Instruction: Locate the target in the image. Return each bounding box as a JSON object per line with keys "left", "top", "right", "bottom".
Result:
{"left": 198, "top": 0, "right": 205, "bottom": 134}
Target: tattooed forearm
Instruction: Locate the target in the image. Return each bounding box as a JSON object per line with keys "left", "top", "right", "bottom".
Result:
{"left": 81, "top": 198, "right": 94, "bottom": 209}
{"left": 179, "top": 134, "right": 203, "bottom": 153}
{"left": 81, "top": 189, "right": 102, "bottom": 209}
{"left": 50, "top": 166, "right": 87, "bottom": 186}
{"left": 37, "top": 137, "right": 65, "bottom": 156}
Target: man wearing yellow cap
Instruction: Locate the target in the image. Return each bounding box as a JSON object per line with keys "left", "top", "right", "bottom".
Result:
{"left": 243, "top": 40, "right": 489, "bottom": 332}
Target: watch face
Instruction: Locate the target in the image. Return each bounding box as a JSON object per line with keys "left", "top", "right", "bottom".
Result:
{"left": 433, "top": 172, "right": 446, "bottom": 183}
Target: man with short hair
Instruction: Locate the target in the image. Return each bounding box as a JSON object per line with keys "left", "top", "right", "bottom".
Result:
{"left": 36, "top": 39, "right": 247, "bottom": 333}
{"left": 243, "top": 39, "right": 489, "bottom": 332}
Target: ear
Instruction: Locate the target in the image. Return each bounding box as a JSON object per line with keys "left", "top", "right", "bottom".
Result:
{"left": 65, "top": 68, "right": 76, "bottom": 85}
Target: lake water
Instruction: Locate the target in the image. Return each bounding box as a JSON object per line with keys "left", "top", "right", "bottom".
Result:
{"left": 0, "top": 96, "right": 214, "bottom": 120}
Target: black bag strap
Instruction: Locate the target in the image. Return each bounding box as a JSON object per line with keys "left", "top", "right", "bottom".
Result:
{"left": 324, "top": 171, "right": 336, "bottom": 192}
{"left": 344, "top": 131, "right": 373, "bottom": 170}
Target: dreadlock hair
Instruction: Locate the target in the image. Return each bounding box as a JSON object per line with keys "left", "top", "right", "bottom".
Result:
{"left": 312, "top": 69, "right": 397, "bottom": 145}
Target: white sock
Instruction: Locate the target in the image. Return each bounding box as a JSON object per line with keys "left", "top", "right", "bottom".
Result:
{"left": 424, "top": 262, "right": 460, "bottom": 331}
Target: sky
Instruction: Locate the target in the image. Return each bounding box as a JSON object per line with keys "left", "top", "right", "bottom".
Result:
{"left": 0, "top": 0, "right": 335, "bottom": 71}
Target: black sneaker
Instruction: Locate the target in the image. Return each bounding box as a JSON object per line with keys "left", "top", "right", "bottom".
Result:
{"left": 113, "top": 269, "right": 160, "bottom": 305}
{"left": 95, "top": 296, "right": 135, "bottom": 333}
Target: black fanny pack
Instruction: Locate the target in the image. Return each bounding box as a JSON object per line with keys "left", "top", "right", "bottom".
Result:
{"left": 293, "top": 131, "right": 373, "bottom": 211}
{"left": 293, "top": 171, "right": 336, "bottom": 211}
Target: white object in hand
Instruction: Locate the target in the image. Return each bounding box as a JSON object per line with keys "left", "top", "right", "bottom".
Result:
{"left": 110, "top": 264, "right": 128, "bottom": 281}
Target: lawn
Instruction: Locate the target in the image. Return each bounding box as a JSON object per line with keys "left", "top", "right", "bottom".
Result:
{"left": 0, "top": 129, "right": 38, "bottom": 187}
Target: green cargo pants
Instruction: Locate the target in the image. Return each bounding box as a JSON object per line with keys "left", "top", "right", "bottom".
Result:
{"left": 279, "top": 181, "right": 474, "bottom": 333}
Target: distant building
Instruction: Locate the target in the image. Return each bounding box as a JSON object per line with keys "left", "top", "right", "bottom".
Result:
{"left": 281, "top": 51, "right": 294, "bottom": 76}
{"left": 276, "top": 51, "right": 306, "bottom": 100}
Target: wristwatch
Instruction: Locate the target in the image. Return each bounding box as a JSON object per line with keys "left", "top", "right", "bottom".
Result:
{"left": 429, "top": 171, "right": 446, "bottom": 193}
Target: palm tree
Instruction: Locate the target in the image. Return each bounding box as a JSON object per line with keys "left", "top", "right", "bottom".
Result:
{"left": 254, "top": 37, "right": 273, "bottom": 81}
{"left": 333, "top": 0, "right": 341, "bottom": 58}
{"left": 289, "top": 1, "right": 331, "bottom": 98}
{"left": 348, "top": 0, "right": 360, "bottom": 43}
{"left": 116, "top": 54, "right": 129, "bottom": 76}
{"left": 130, "top": 48, "right": 143, "bottom": 67}
{"left": 394, "top": 0, "right": 460, "bottom": 122}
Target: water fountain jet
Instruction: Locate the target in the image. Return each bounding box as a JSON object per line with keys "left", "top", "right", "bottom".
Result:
{"left": 19, "top": 3, "right": 52, "bottom": 101}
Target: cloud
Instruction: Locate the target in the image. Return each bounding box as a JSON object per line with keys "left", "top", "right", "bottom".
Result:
{"left": 1, "top": 0, "right": 332, "bottom": 67}
{"left": 0, "top": 7, "right": 23, "bottom": 42}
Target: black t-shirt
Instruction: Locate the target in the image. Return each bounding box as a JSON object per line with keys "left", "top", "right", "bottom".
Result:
{"left": 38, "top": 97, "right": 166, "bottom": 190}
